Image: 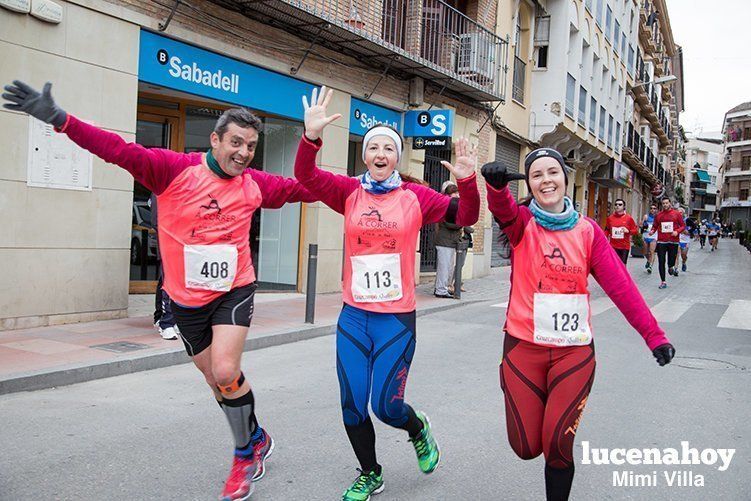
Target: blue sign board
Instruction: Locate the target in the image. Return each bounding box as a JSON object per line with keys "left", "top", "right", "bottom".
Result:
{"left": 403, "top": 109, "right": 454, "bottom": 137}
{"left": 138, "top": 30, "right": 315, "bottom": 121}
{"left": 349, "top": 98, "right": 402, "bottom": 136}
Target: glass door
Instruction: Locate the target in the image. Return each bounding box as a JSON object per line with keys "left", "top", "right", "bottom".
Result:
{"left": 257, "top": 118, "right": 304, "bottom": 289}
{"left": 130, "top": 113, "right": 178, "bottom": 293}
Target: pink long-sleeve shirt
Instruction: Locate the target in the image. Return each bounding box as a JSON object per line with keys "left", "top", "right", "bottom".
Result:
{"left": 295, "top": 135, "right": 480, "bottom": 312}
{"left": 57, "top": 115, "right": 318, "bottom": 306}
{"left": 487, "top": 184, "right": 669, "bottom": 351}
{"left": 294, "top": 135, "right": 480, "bottom": 225}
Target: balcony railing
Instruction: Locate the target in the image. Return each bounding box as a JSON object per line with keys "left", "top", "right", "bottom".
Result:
{"left": 209, "top": 0, "right": 508, "bottom": 101}
{"left": 623, "top": 122, "right": 663, "bottom": 182}
{"left": 512, "top": 55, "right": 525, "bottom": 103}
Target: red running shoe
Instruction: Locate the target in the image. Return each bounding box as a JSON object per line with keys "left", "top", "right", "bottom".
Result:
{"left": 252, "top": 428, "right": 275, "bottom": 482}
{"left": 220, "top": 454, "right": 258, "bottom": 501}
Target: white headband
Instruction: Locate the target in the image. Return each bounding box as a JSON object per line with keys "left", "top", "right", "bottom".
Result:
{"left": 362, "top": 126, "right": 403, "bottom": 163}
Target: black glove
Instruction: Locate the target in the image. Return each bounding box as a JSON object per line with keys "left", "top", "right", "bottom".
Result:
{"left": 652, "top": 343, "right": 675, "bottom": 366}
{"left": 481, "top": 161, "right": 526, "bottom": 190}
{"left": 2, "top": 80, "right": 67, "bottom": 128}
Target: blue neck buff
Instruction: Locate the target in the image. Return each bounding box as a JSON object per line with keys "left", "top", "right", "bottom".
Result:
{"left": 360, "top": 170, "right": 402, "bottom": 195}
{"left": 530, "top": 197, "right": 580, "bottom": 231}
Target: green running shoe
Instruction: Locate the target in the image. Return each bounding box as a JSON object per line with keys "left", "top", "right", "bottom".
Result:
{"left": 409, "top": 411, "right": 440, "bottom": 474}
{"left": 342, "top": 469, "right": 384, "bottom": 501}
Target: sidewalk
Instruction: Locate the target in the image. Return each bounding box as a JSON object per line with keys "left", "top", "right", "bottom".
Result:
{"left": 0, "top": 269, "right": 510, "bottom": 395}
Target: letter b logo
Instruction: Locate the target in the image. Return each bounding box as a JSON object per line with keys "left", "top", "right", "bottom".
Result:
{"left": 157, "top": 49, "right": 169, "bottom": 65}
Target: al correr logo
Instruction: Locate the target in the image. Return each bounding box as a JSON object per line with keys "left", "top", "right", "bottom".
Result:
{"left": 157, "top": 48, "right": 240, "bottom": 94}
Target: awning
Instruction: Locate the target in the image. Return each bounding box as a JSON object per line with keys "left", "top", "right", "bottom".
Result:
{"left": 694, "top": 169, "right": 711, "bottom": 182}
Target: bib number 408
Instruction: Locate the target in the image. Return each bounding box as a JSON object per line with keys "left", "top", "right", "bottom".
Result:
{"left": 552, "top": 312, "right": 580, "bottom": 332}
{"left": 200, "top": 261, "right": 229, "bottom": 279}
{"left": 363, "top": 270, "right": 392, "bottom": 289}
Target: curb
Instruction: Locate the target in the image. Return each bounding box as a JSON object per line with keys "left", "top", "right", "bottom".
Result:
{"left": 0, "top": 299, "right": 480, "bottom": 396}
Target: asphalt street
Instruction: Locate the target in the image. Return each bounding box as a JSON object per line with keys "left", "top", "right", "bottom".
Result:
{"left": 1, "top": 242, "right": 749, "bottom": 500}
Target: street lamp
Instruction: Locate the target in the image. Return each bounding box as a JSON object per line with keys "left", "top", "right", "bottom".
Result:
{"left": 631, "top": 75, "right": 678, "bottom": 89}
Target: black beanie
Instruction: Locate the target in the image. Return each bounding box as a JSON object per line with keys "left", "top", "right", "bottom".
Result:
{"left": 524, "top": 148, "right": 569, "bottom": 188}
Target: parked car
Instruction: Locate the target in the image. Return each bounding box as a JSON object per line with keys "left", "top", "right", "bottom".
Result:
{"left": 132, "top": 201, "right": 157, "bottom": 265}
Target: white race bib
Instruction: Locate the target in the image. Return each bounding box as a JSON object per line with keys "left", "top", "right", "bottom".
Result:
{"left": 533, "top": 293, "right": 592, "bottom": 346}
{"left": 611, "top": 227, "right": 626, "bottom": 239}
{"left": 350, "top": 253, "right": 403, "bottom": 303}
{"left": 661, "top": 222, "right": 674, "bottom": 233}
{"left": 184, "top": 245, "right": 238, "bottom": 291}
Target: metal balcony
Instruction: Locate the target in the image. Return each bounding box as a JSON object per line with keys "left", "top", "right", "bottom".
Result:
{"left": 206, "top": 0, "right": 508, "bottom": 102}
{"left": 622, "top": 122, "right": 659, "bottom": 184}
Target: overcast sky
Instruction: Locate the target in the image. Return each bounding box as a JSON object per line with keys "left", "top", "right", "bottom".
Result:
{"left": 666, "top": 0, "right": 751, "bottom": 135}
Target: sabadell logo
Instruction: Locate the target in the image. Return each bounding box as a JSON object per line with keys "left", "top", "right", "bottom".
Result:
{"left": 353, "top": 108, "right": 398, "bottom": 131}
{"left": 157, "top": 49, "right": 240, "bottom": 94}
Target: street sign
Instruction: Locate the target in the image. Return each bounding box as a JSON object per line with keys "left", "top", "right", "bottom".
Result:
{"left": 413, "top": 136, "right": 451, "bottom": 150}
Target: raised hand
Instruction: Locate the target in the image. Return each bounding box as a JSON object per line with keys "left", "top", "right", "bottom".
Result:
{"left": 2, "top": 80, "right": 67, "bottom": 127}
{"left": 480, "top": 161, "right": 526, "bottom": 190}
{"left": 440, "top": 137, "right": 476, "bottom": 180}
{"left": 302, "top": 86, "right": 342, "bottom": 141}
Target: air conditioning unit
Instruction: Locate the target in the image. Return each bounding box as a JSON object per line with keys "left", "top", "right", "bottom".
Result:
{"left": 457, "top": 33, "right": 495, "bottom": 81}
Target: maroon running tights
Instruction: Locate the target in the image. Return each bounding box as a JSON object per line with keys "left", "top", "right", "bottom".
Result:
{"left": 500, "top": 334, "right": 595, "bottom": 469}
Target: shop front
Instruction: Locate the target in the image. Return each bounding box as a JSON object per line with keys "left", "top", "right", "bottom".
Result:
{"left": 131, "top": 30, "right": 317, "bottom": 292}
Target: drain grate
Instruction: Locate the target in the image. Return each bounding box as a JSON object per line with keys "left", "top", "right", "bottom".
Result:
{"left": 672, "top": 356, "right": 746, "bottom": 371}
{"left": 90, "top": 342, "right": 150, "bottom": 353}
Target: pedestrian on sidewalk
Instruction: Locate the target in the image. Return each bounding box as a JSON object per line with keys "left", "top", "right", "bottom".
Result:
{"left": 482, "top": 150, "right": 675, "bottom": 501}
{"left": 2, "top": 80, "right": 321, "bottom": 501}
{"left": 649, "top": 197, "right": 685, "bottom": 289}
{"left": 434, "top": 182, "right": 461, "bottom": 298}
{"left": 641, "top": 203, "right": 659, "bottom": 273}
{"left": 296, "top": 87, "right": 480, "bottom": 501}
{"left": 150, "top": 194, "right": 180, "bottom": 341}
{"left": 449, "top": 225, "right": 473, "bottom": 295}
{"left": 604, "top": 198, "right": 638, "bottom": 265}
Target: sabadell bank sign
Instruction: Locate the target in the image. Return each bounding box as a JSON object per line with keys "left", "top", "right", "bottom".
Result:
{"left": 165, "top": 51, "right": 240, "bottom": 94}
{"left": 138, "top": 30, "right": 315, "bottom": 121}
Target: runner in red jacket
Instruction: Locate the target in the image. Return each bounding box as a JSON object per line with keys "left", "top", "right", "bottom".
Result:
{"left": 604, "top": 198, "right": 639, "bottom": 264}
{"left": 649, "top": 197, "right": 686, "bottom": 289}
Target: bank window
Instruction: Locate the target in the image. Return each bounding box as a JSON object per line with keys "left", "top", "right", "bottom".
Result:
{"left": 566, "top": 74, "right": 576, "bottom": 118}
{"left": 598, "top": 106, "right": 606, "bottom": 142}
{"left": 742, "top": 155, "right": 751, "bottom": 170}
{"left": 590, "top": 97, "right": 597, "bottom": 135}
{"left": 185, "top": 107, "right": 226, "bottom": 154}
{"left": 608, "top": 115, "right": 614, "bottom": 148}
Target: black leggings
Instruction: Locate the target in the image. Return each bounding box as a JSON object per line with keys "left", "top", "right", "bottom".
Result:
{"left": 614, "top": 248, "right": 629, "bottom": 264}
{"left": 656, "top": 243, "right": 678, "bottom": 281}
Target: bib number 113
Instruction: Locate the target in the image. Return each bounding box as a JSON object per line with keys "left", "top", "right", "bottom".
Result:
{"left": 364, "top": 270, "right": 392, "bottom": 289}
{"left": 552, "top": 312, "right": 579, "bottom": 332}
